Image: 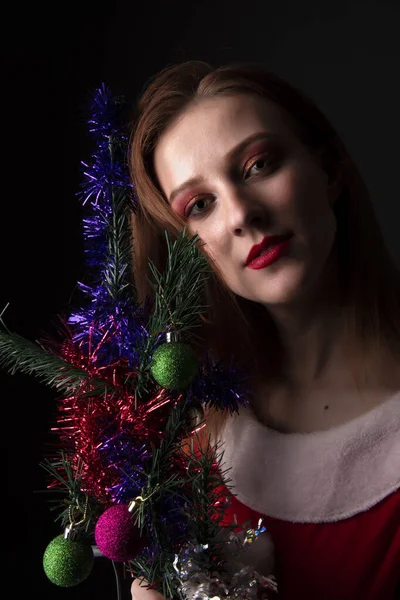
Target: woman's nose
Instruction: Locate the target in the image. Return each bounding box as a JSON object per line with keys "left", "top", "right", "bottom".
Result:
{"left": 223, "top": 186, "right": 265, "bottom": 235}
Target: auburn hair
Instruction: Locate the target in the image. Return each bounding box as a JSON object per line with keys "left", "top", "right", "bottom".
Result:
{"left": 128, "top": 60, "right": 400, "bottom": 440}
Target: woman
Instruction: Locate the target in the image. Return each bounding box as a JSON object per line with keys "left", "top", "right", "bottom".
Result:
{"left": 128, "top": 60, "right": 400, "bottom": 599}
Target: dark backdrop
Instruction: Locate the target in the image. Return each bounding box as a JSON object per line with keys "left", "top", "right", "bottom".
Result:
{"left": 2, "top": 1, "right": 399, "bottom": 598}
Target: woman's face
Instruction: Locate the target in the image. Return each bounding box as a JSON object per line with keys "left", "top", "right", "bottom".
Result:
{"left": 154, "top": 94, "right": 339, "bottom": 308}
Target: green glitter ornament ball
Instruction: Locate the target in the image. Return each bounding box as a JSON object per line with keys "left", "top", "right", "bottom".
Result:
{"left": 43, "top": 534, "right": 94, "bottom": 587}
{"left": 150, "top": 342, "right": 198, "bottom": 389}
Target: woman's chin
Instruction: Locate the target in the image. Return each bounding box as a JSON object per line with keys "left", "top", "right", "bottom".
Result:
{"left": 239, "top": 267, "right": 309, "bottom": 307}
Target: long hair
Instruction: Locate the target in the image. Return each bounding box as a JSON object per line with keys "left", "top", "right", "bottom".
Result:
{"left": 128, "top": 60, "right": 400, "bottom": 439}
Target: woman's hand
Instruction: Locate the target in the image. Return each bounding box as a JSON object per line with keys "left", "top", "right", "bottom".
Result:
{"left": 131, "top": 578, "right": 167, "bottom": 600}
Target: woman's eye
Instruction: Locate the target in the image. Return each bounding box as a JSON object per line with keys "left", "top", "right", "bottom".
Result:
{"left": 185, "top": 196, "right": 211, "bottom": 218}
{"left": 244, "top": 153, "right": 279, "bottom": 179}
{"left": 246, "top": 158, "right": 267, "bottom": 177}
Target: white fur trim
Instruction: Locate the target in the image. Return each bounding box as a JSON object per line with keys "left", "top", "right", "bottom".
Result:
{"left": 220, "top": 392, "right": 400, "bottom": 523}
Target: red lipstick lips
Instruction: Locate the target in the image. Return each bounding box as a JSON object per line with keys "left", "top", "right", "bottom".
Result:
{"left": 246, "top": 233, "right": 293, "bottom": 269}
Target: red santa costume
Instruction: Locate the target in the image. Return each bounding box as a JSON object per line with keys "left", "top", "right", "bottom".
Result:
{"left": 218, "top": 391, "right": 400, "bottom": 599}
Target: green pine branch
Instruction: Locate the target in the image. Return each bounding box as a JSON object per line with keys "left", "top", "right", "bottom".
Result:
{"left": 128, "top": 397, "right": 195, "bottom": 594}
{"left": 185, "top": 437, "right": 233, "bottom": 551}
{"left": 38, "top": 453, "right": 104, "bottom": 539}
{"left": 133, "top": 230, "right": 211, "bottom": 399}
{"left": 148, "top": 230, "right": 210, "bottom": 336}
{"left": 128, "top": 400, "right": 234, "bottom": 599}
{"left": 102, "top": 182, "right": 136, "bottom": 305}
{"left": 135, "top": 397, "right": 193, "bottom": 530}
{"left": 0, "top": 330, "right": 111, "bottom": 396}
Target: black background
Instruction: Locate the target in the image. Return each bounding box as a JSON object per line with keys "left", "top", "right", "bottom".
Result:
{"left": 2, "top": 1, "right": 400, "bottom": 598}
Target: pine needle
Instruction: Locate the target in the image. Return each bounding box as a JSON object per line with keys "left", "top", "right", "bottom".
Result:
{"left": 0, "top": 330, "right": 109, "bottom": 395}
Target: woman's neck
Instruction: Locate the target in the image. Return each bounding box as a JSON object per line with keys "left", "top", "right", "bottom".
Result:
{"left": 252, "top": 330, "right": 400, "bottom": 433}
{"left": 260, "top": 242, "right": 349, "bottom": 390}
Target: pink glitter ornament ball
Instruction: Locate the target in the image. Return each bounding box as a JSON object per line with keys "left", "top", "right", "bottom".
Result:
{"left": 94, "top": 504, "right": 148, "bottom": 562}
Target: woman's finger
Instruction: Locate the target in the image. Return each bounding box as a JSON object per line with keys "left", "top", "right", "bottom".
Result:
{"left": 130, "top": 578, "right": 167, "bottom": 600}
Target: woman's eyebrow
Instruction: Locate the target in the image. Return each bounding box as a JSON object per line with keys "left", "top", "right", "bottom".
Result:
{"left": 169, "top": 131, "right": 278, "bottom": 203}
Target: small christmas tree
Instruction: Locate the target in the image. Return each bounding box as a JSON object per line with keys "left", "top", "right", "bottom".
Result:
{"left": 0, "top": 85, "right": 277, "bottom": 599}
